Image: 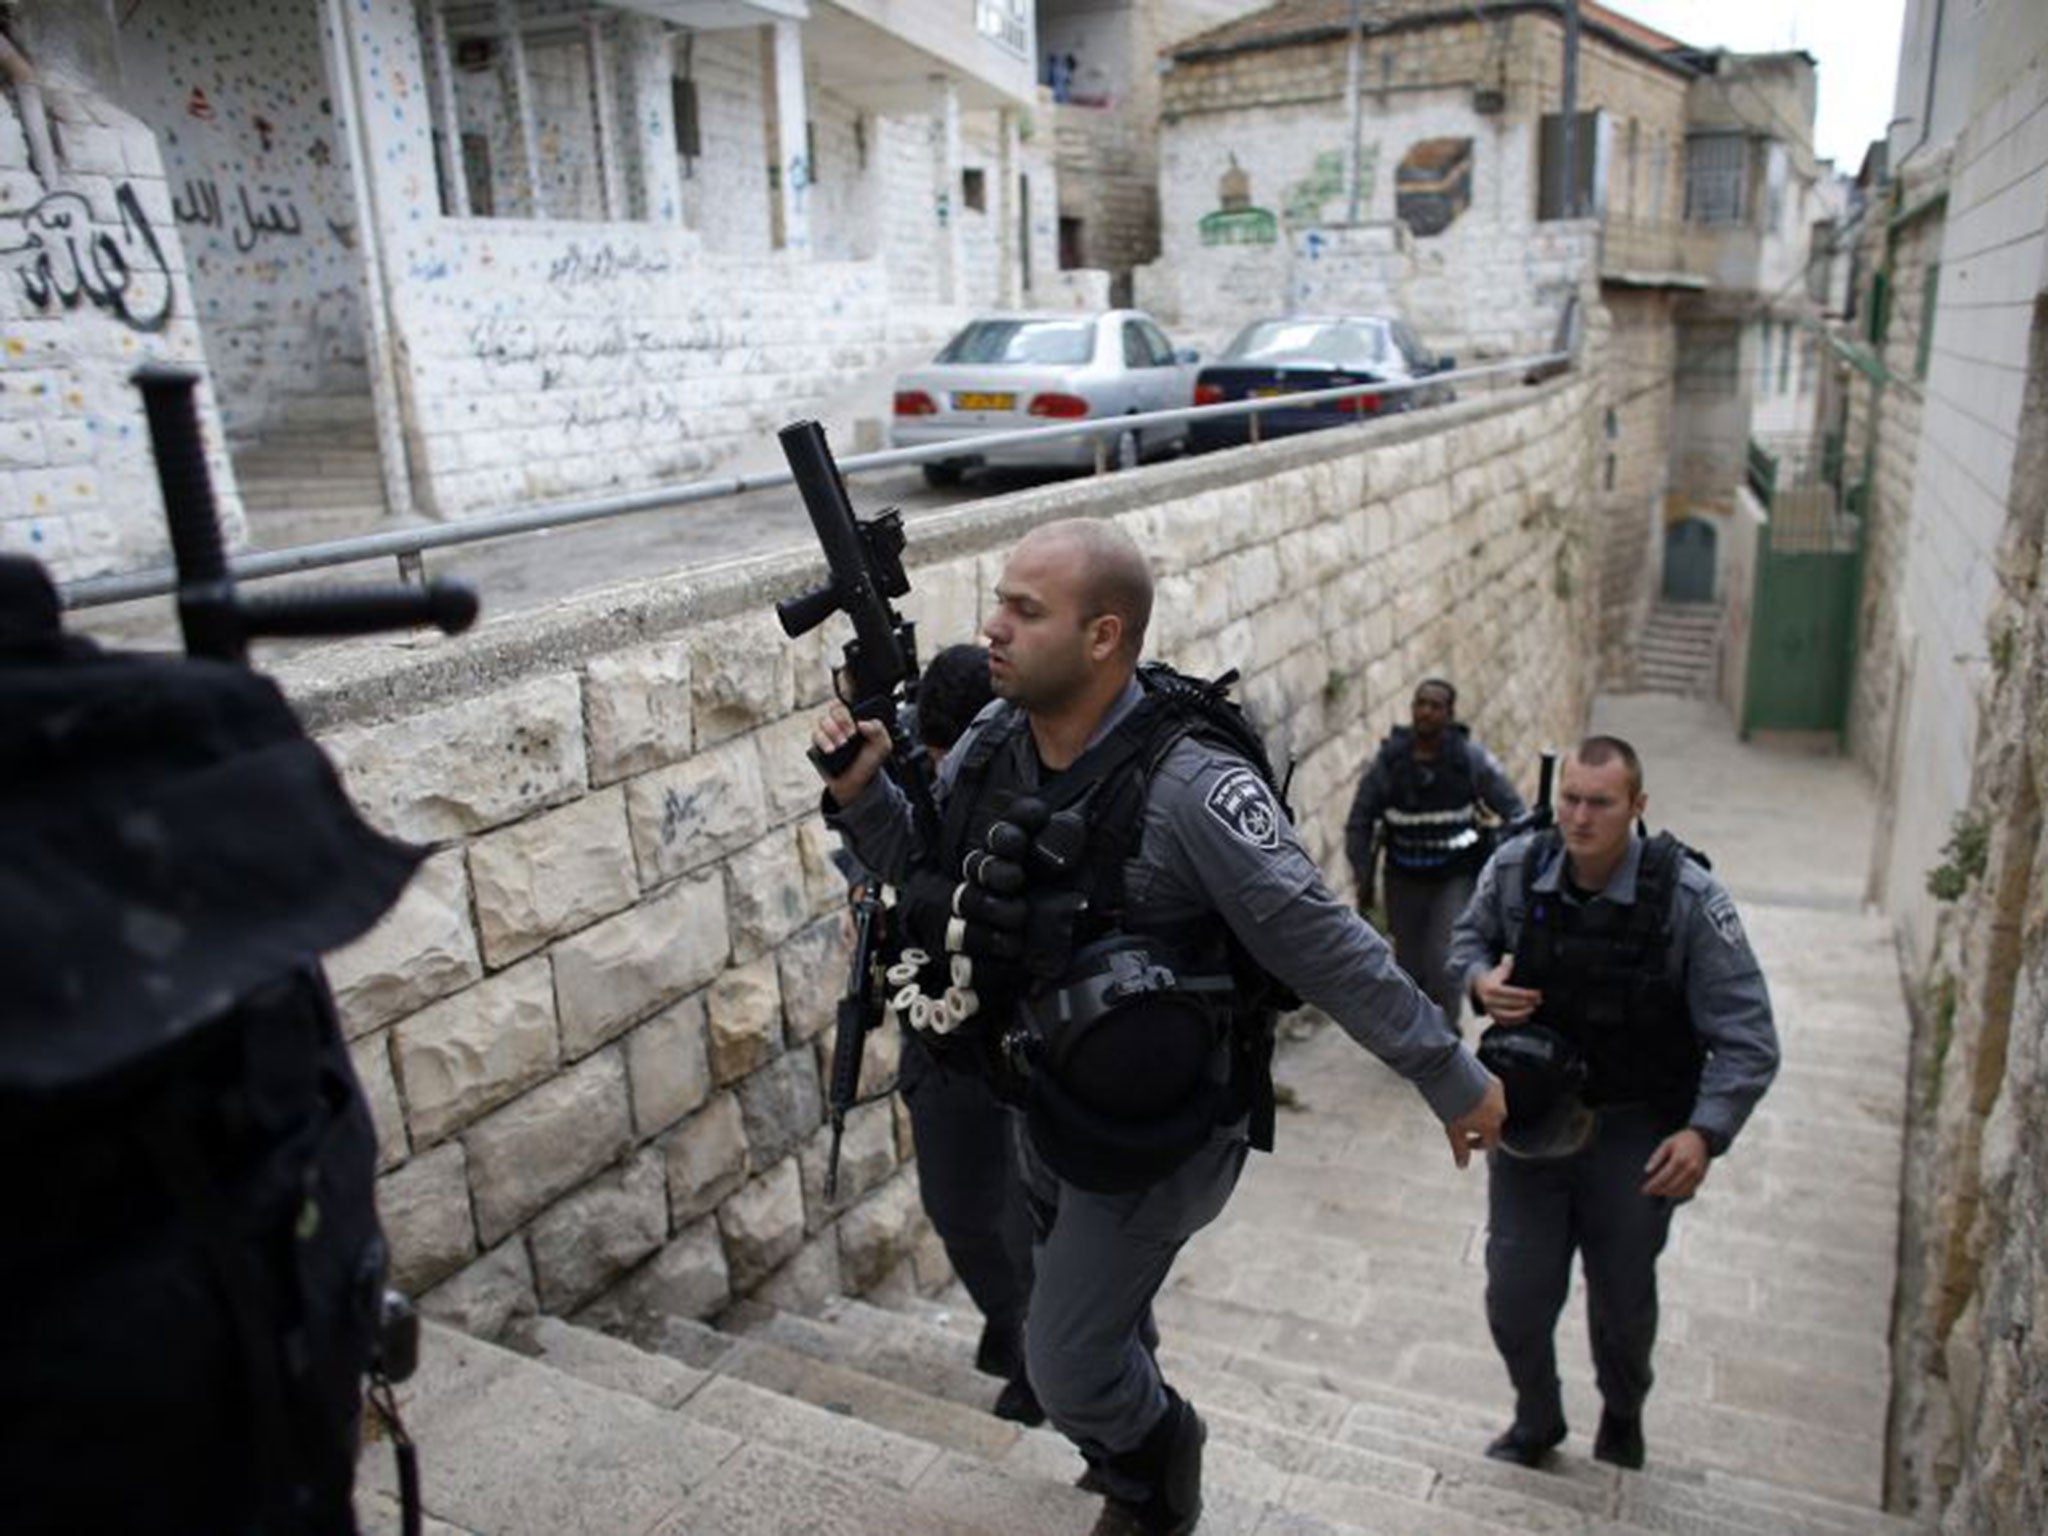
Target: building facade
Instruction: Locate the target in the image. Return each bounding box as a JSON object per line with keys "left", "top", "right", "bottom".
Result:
{"left": 2, "top": 0, "right": 1077, "bottom": 581}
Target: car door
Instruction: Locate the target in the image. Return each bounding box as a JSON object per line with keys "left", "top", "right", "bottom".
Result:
{"left": 1124, "top": 319, "right": 1179, "bottom": 448}
{"left": 1390, "top": 321, "right": 1440, "bottom": 407}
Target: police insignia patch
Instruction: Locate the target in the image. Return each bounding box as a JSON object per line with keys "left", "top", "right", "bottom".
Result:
{"left": 1707, "top": 895, "right": 1744, "bottom": 947}
{"left": 1206, "top": 767, "right": 1281, "bottom": 851}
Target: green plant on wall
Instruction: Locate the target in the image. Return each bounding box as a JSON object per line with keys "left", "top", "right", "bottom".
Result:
{"left": 1923, "top": 967, "right": 1958, "bottom": 1109}
{"left": 1925, "top": 810, "right": 1989, "bottom": 901}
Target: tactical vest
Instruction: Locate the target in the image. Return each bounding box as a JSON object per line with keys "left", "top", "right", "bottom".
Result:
{"left": 939, "top": 666, "right": 1288, "bottom": 1152}
{"left": 1510, "top": 829, "right": 1706, "bottom": 1122}
{"left": 1376, "top": 726, "right": 1490, "bottom": 880}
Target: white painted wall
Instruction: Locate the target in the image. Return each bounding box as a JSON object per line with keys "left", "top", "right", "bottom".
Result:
{"left": 112, "top": 0, "right": 369, "bottom": 437}
{"left": 1879, "top": 31, "right": 2048, "bottom": 966}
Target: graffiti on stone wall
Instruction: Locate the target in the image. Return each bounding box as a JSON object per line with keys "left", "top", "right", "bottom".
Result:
{"left": 173, "top": 178, "right": 306, "bottom": 254}
{"left": 545, "top": 242, "right": 676, "bottom": 294}
{"left": 1284, "top": 149, "right": 1378, "bottom": 226}
{"left": 0, "top": 184, "right": 174, "bottom": 333}
{"left": 469, "top": 313, "right": 760, "bottom": 396}
{"left": 1199, "top": 157, "right": 1277, "bottom": 247}
{"left": 1395, "top": 138, "right": 1473, "bottom": 237}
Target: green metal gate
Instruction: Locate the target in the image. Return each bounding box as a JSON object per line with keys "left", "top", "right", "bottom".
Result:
{"left": 1741, "top": 453, "right": 1862, "bottom": 735}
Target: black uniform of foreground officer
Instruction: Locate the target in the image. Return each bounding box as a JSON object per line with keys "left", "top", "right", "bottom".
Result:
{"left": 813, "top": 518, "right": 1506, "bottom": 1534}
{"left": 1450, "top": 737, "right": 1779, "bottom": 1471}
{"left": 892, "top": 643, "right": 1039, "bottom": 1423}
{"left": 1345, "top": 679, "right": 1525, "bottom": 1027}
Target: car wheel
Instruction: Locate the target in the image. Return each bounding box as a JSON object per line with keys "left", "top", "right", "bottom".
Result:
{"left": 922, "top": 461, "right": 964, "bottom": 488}
{"left": 1113, "top": 428, "right": 1141, "bottom": 472}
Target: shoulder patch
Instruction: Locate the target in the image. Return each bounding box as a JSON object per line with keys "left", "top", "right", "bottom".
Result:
{"left": 1705, "top": 892, "right": 1745, "bottom": 948}
{"left": 1205, "top": 766, "right": 1281, "bottom": 851}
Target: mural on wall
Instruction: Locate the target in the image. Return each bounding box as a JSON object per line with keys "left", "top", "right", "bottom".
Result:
{"left": 1284, "top": 148, "right": 1378, "bottom": 226}
{"left": 1395, "top": 137, "right": 1473, "bottom": 237}
{"left": 0, "top": 184, "right": 176, "bottom": 333}
{"left": 116, "top": 0, "right": 369, "bottom": 433}
{"left": 1198, "top": 158, "right": 1277, "bottom": 247}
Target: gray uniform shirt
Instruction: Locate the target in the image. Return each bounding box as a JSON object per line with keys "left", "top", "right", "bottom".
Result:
{"left": 829, "top": 676, "right": 1491, "bottom": 1124}
{"left": 1447, "top": 830, "right": 1780, "bottom": 1153}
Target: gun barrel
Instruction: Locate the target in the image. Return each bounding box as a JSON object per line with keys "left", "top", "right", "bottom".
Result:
{"left": 779, "top": 421, "right": 903, "bottom": 691}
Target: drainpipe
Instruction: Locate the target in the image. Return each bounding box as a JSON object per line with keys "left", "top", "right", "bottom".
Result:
{"left": 0, "top": 26, "right": 59, "bottom": 185}
{"left": 1892, "top": 0, "right": 1944, "bottom": 172}
{"left": 1342, "top": 0, "right": 1363, "bottom": 222}
{"left": 321, "top": 0, "right": 417, "bottom": 520}
{"left": 1560, "top": 0, "right": 1581, "bottom": 218}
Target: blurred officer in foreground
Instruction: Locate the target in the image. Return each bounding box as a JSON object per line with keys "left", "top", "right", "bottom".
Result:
{"left": 1345, "top": 678, "right": 1525, "bottom": 1030}
{"left": 812, "top": 518, "right": 1504, "bottom": 1534}
{"left": 1450, "top": 736, "right": 1778, "bottom": 1472}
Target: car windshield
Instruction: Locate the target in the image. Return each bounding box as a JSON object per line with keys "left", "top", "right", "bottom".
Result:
{"left": 936, "top": 320, "right": 1097, "bottom": 367}
{"left": 1222, "top": 321, "right": 1388, "bottom": 368}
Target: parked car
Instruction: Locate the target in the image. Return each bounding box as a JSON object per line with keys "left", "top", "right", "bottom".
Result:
{"left": 890, "top": 310, "right": 1200, "bottom": 486}
{"left": 1187, "top": 315, "right": 1456, "bottom": 453}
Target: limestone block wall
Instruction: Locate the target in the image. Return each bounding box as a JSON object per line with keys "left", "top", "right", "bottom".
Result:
{"left": 0, "top": 16, "right": 243, "bottom": 582}
{"left": 1877, "top": 22, "right": 2048, "bottom": 1532}
{"left": 1596, "top": 286, "right": 1678, "bottom": 684}
{"left": 285, "top": 357, "right": 1605, "bottom": 1343}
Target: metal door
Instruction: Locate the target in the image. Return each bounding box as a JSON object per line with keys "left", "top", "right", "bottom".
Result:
{"left": 1662, "top": 517, "right": 1717, "bottom": 602}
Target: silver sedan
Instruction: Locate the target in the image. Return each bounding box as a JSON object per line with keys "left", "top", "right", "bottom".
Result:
{"left": 889, "top": 310, "right": 1201, "bottom": 486}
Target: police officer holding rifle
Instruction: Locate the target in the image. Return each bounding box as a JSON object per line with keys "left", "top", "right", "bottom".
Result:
{"left": 782, "top": 437, "right": 1505, "bottom": 1534}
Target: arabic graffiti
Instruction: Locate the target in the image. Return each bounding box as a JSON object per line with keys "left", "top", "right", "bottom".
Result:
{"left": 172, "top": 177, "right": 307, "bottom": 253}
{"left": 543, "top": 242, "right": 674, "bottom": 293}
{"left": 0, "top": 182, "right": 175, "bottom": 333}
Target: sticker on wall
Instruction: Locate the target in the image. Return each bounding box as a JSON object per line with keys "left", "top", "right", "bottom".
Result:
{"left": 186, "top": 86, "right": 214, "bottom": 121}
{"left": 1396, "top": 138, "right": 1474, "bottom": 237}
{"left": 1198, "top": 157, "right": 1276, "bottom": 247}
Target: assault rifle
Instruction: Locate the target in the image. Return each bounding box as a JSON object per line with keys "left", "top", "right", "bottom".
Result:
{"left": 774, "top": 420, "right": 942, "bottom": 1199}
{"left": 1498, "top": 749, "right": 1558, "bottom": 843}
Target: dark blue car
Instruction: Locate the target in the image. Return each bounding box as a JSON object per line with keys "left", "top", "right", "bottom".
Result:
{"left": 1188, "top": 315, "right": 1456, "bottom": 452}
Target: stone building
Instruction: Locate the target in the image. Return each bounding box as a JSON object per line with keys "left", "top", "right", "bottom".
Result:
{"left": 1036, "top": 0, "right": 1271, "bottom": 300}
{"left": 1817, "top": 4, "right": 2048, "bottom": 1527}
{"left": 1, "top": 0, "right": 1076, "bottom": 583}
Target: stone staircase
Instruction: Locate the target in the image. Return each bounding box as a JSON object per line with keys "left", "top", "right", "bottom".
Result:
{"left": 356, "top": 697, "right": 1922, "bottom": 1536}
{"left": 1631, "top": 602, "right": 1723, "bottom": 696}
{"left": 231, "top": 391, "right": 389, "bottom": 544}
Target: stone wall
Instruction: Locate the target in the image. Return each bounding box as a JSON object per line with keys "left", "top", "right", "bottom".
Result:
{"left": 1876, "top": 17, "right": 2048, "bottom": 1530}
{"left": 285, "top": 352, "right": 1607, "bottom": 1342}
{"left": 1596, "top": 285, "right": 1678, "bottom": 683}
{"left": 0, "top": 9, "right": 244, "bottom": 580}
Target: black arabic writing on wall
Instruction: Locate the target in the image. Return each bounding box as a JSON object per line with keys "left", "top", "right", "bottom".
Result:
{"left": 0, "top": 182, "right": 175, "bottom": 333}
{"left": 173, "top": 177, "right": 306, "bottom": 253}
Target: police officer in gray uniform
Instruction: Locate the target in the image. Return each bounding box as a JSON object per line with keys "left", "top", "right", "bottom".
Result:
{"left": 1346, "top": 678, "right": 1526, "bottom": 1028}
{"left": 815, "top": 518, "right": 1507, "bottom": 1534}
{"left": 1449, "top": 735, "right": 1778, "bottom": 1472}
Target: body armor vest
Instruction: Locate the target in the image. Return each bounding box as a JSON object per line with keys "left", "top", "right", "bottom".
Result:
{"left": 1511, "top": 829, "right": 1705, "bottom": 1122}
{"left": 939, "top": 669, "right": 1285, "bottom": 1154}
{"left": 1376, "top": 727, "right": 1489, "bottom": 880}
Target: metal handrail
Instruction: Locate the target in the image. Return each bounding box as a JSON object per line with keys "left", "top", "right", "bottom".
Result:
{"left": 61, "top": 350, "right": 1571, "bottom": 609}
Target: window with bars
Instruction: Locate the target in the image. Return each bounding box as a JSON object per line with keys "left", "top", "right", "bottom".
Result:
{"left": 975, "top": 0, "right": 1028, "bottom": 57}
{"left": 1684, "top": 133, "right": 1747, "bottom": 226}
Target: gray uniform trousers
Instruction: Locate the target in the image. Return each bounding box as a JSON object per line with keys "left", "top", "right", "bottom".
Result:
{"left": 1016, "top": 1121, "right": 1250, "bottom": 1499}
{"left": 1382, "top": 868, "right": 1477, "bottom": 1030}
{"left": 1485, "top": 1103, "right": 1678, "bottom": 1430}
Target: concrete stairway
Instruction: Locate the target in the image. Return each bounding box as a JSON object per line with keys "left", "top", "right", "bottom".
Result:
{"left": 1631, "top": 602, "right": 1722, "bottom": 696}
{"left": 356, "top": 697, "right": 1923, "bottom": 1536}
{"left": 231, "top": 392, "right": 389, "bottom": 543}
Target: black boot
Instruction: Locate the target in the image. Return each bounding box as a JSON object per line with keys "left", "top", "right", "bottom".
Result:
{"left": 1593, "top": 1408, "right": 1645, "bottom": 1470}
{"left": 993, "top": 1372, "right": 1045, "bottom": 1426}
{"left": 975, "top": 1318, "right": 1026, "bottom": 1381}
{"left": 1484, "top": 1417, "right": 1567, "bottom": 1468}
{"left": 1090, "top": 1390, "right": 1206, "bottom": 1535}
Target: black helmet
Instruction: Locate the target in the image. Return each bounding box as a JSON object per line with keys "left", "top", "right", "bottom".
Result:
{"left": 1012, "top": 936, "right": 1232, "bottom": 1193}
{"left": 1477, "top": 1023, "right": 1595, "bottom": 1160}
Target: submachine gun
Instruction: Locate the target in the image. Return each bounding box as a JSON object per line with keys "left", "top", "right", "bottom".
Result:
{"left": 1498, "top": 748, "right": 1558, "bottom": 844}
{"left": 773, "top": 420, "right": 942, "bottom": 1199}
{"left": 1, "top": 366, "right": 476, "bottom": 1536}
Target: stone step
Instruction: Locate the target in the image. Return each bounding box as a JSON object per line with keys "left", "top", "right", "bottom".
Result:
{"left": 234, "top": 445, "right": 386, "bottom": 478}
{"left": 273, "top": 391, "right": 378, "bottom": 427}
{"left": 235, "top": 476, "right": 388, "bottom": 512}
{"left": 878, "top": 1293, "right": 1921, "bottom": 1536}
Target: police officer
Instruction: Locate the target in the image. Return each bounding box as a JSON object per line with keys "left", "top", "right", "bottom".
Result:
{"left": 1448, "top": 735, "right": 1779, "bottom": 1472}
{"left": 893, "top": 643, "right": 1039, "bottom": 1424}
{"left": 814, "top": 518, "right": 1506, "bottom": 1534}
{"left": 1345, "top": 679, "right": 1525, "bottom": 1029}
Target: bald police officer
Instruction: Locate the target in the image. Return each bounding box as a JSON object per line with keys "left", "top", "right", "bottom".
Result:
{"left": 1449, "top": 735, "right": 1778, "bottom": 1471}
{"left": 814, "top": 518, "right": 1506, "bottom": 1535}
